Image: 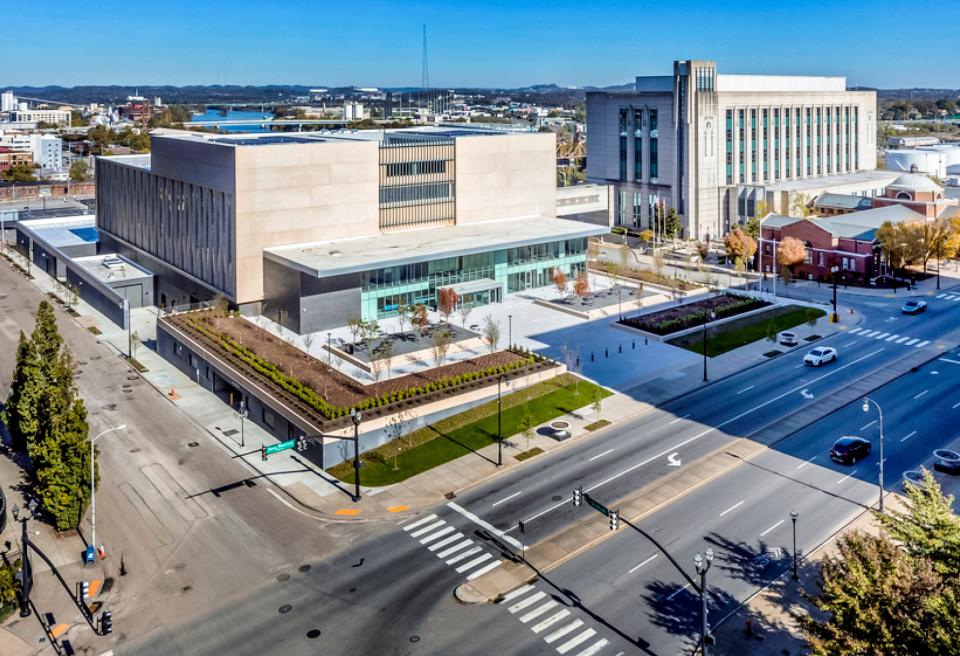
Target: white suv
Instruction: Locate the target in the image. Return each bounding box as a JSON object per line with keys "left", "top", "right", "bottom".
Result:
{"left": 803, "top": 346, "right": 837, "bottom": 367}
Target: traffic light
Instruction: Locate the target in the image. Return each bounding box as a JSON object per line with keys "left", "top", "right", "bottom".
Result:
{"left": 572, "top": 487, "right": 582, "bottom": 507}
{"left": 260, "top": 445, "right": 267, "bottom": 461}
{"left": 609, "top": 510, "right": 619, "bottom": 531}
{"left": 100, "top": 610, "right": 113, "bottom": 635}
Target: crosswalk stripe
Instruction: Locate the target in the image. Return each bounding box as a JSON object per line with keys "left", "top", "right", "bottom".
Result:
{"left": 848, "top": 327, "right": 864, "bottom": 334}
{"left": 499, "top": 584, "right": 536, "bottom": 603}
{"left": 409, "top": 520, "right": 445, "bottom": 538}
{"left": 508, "top": 590, "right": 547, "bottom": 614}
{"left": 875, "top": 332, "right": 890, "bottom": 340}
{"left": 896, "top": 336, "right": 910, "bottom": 344}
{"left": 905, "top": 338, "right": 919, "bottom": 346}
{"left": 531, "top": 609, "right": 571, "bottom": 633}
{"left": 403, "top": 514, "right": 438, "bottom": 531}
{"left": 863, "top": 330, "right": 879, "bottom": 337}
{"left": 557, "top": 628, "right": 596, "bottom": 653}
{"left": 544, "top": 619, "right": 584, "bottom": 644}
{"left": 420, "top": 525, "right": 455, "bottom": 544}
{"left": 444, "top": 544, "right": 482, "bottom": 564}
{"left": 455, "top": 552, "right": 493, "bottom": 573}
{"left": 428, "top": 532, "right": 464, "bottom": 551}
{"left": 466, "top": 559, "right": 502, "bottom": 580}
{"left": 436, "top": 539, "right": 474, "bottom": 559}
{"left": 574, "top": 639, "right": 610, "bottom": 656}
{"left": 946, "top": 294, "right": 958, "bottom": 300}
{"left": 936, "top": 294, "right": 947, "bottom": 299}
{"left": 519, "top": 599, "right": 559, "bottom": 624}
{"left": 885, "top": 334, "right": 900, "bottom": 341}
{"left": 916, "top": 340, "right": 930, "bottom": 348}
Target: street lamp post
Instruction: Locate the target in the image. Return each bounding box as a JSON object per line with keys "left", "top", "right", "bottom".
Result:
{"left": 350, "top": 409, "right": 362, "bottom": 502}
{"left": 702, "top": 310, "right": 715, "bottom": 382}
{"left": 90, "top": 424, "right": 127, "bottom": 556}
{"left": 937, "top": 239, "right": 941, "bottom": 290}
{"left": 790, "top": 510, "right": 799, "bottom": 580}
{"left": 238, "top": 398, "right": 247, "bottom": 448}
{"left": 830, "top": 265, "right": 839, "bottom": 323}
{"left": 508, "top": 314, "right": 513, "bottom": 349}
{"left": 12, "top": 501, "right": 37, "bottom": 617}
{"left": 496, "top": 374, "right": 506, "bottom": 467}
{"left": 862, "top": 397, "right": 885, "bottom": 512}
{"left": 616, "top": 286, "right": 623, "bottom": 321}
{"left": 693, "top": 548, "right": 715, "bottom": 655}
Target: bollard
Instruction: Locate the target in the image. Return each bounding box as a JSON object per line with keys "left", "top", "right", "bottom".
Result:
{"left": 605, "top": 348, "right": 608, "bottom": 357}
{"left": 591, "top": 352, "right": 594, "bottom": 362}
{"left": 618, "top": 344, "right": 622, "bottom": 353}
{"left": 632, "top": 340, "right": 635, "bottom": 349}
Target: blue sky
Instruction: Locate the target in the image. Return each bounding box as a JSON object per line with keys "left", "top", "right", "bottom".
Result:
{"left": 5, "top": 0, "right": 955, "bottom": 89}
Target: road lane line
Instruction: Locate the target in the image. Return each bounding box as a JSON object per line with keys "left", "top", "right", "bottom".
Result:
{"left": 916, "top": 340, "right": 930, "bottom": 348}
{"left": 719, "top": 500, "right": 744, "bottom": 517}
{"left": 796, "top": 455, "right": 817, "bottom": 469}
{"left": 519, "top": 599, "right": 559, "bottom": 623}
{"left": 531, "top": 609, "right": 571, "bottom": 633}
{"left": 914, "top": 390, "right": 928, "bottom": 400}
{"left": 508, "top": 590, "right": 546, "bottom": 613}
{"left": 900, "top": 431, "right": 917, "bottom": 443}
{"left": 428, "top": 532, "right": 464, "bottom": 552}
{"left": 940, "top": 358, "right": 960, "bottom": 364}
{"left": 669, "top": 414, "right": 691, "bottom": 424}
{"left": 466, "top": 558, "right": 501, "bottom": 579}
{"left": 557, "top": 629, "right": 597, "bottom": 654}
{"left": 862, "top": 330, "right": 878, "bottom": 337}
{"left": 905, "top": 338, "right": 919, "bottom": 346}
{"left": 896, "top": 336, "right": 910, "bottom": 344}
{"left": 760, "top": 519, "right": 784, "bottom": 537}
{"left": 515, "top": 348, "right": 886, "bottom": 528}
{"left": 885, "top": 334, "right": 900, "bottom": 341}
{"left": 667, "top": 583, "right": 692, "bottom": 601}
{"left": 410, "top": 520, "right": 446, "bottom": 538}
{"left": 447, "top": 501, "right": 522, "bottom": 549}
{"left": 860, "top": 419, "right": 877, "bottom": 431}
{"left": 573, "top": 639, "right": 609, "bottom": 656}
{"left": 403, "top": 514, "right": 438, "bottom": 531}
{"left": 629, "top": 554, "right": 659, "bottom": 573}
{"left": 737, "top": 385, "right": 755, "bottom": 395}
{"left": 492, "top": 491, "right": 522, "bottom": 507}
{"left": 837, "top": 470, "right": 859, "bottom": 485}
{"left": 445, "top": 545, "right": 483, "bottom": 565}
{"left": 544, "top": 620, "right": 584, "bottom": 644}
{"left": 420, "top": 525, "right": 455, "bottom": 544}
{"left": 953, "top": 401, "right": 960, "bottom": 409}
{"left": 843, "top": 341, "right": 858, "bottom": 347}
{"left": 875, "top": 332, "right": 890, "bottom": 340}
{"left": 849, "top": 327, "right": 864, "bottom": 334}
{"left": 589, "top": 448, "right": 615, "bottom": 462}
{"left": 437, "top": 540, "right": 475, "bottom": 559}
{"left": 498, "top": 584, "right": 536, "bottom": 603}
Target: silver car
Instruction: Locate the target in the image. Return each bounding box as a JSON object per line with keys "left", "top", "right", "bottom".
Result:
{"left": 804, "top": 346, "right": 837, "bottom": 366}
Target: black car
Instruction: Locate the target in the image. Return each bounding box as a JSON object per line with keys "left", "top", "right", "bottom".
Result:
{"left": 830, "top": 436, "right": 872, "bottom": 465}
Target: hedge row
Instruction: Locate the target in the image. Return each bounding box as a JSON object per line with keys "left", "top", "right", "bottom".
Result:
{"left": 183, "top": 316, "right": 545, "bottom": 419}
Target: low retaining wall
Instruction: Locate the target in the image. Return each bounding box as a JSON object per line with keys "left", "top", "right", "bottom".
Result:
{"left": 324, "top": 335, "right": 487, "bottom": 376}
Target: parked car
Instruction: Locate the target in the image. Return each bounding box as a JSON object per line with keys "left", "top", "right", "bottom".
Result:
{"left": 803, "top": 346, "right": 837, "bottom": 366}
{"left": 779, "top": 331, "right": 799, "bottom": 347}
{"left": 830, "top": 436, "right": 872, "bottom": 465}
{"left": 901, "top": 300, "right": 927, "bottom": 315}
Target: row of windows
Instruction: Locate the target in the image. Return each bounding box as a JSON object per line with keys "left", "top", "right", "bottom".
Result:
{"left": 385, "top": 160, "right": 447, "bottom": 177}
{"left": 379, "top": 181, "right": 453, "bottom": 206}
{"left": 618, "top": 108, "right": 658, "bottom": 183}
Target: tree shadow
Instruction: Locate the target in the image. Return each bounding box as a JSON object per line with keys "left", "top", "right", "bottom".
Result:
{"left": 641, "top": 577, "right": 740, "bottom": 651}
{"left": 422, "top": 425, "right": 498, "bottom": 466}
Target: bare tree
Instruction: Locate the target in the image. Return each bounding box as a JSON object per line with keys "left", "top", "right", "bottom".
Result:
{"left": 519, "top": 406, "right": 536, "bottom": 452}
{"left": 552, "top": 268, "right": 569, "bottom": 296}
{"left": 396, "top": 303, "right": 411, "bottom": 334}
{"left": 130, "top": 330, "right": 141, "bottom": 358}
{"left": 347, "top": 315, "right": 362, "bottom": 344}
{"left": 591, "top": 387, "right": 603, "bottom": 420}
{"left": 302, "top": 332, "right": 315, "bottom": 355}
{"left": 458, "top": 302, "right": 473, "bottom": 329}
{"left": 378, "top": 338, "right": 395, "bottom": 379}
{"left": 411, "top": 304, "right": 429, "bottom": 337}
{"left": 481, "top": 315, "right": 501, "bottom": 353}
{"left": 431, "top": 328, "right": 453, "bottom": 365}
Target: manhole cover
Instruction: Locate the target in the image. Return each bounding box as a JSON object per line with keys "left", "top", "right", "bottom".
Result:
{"left": 174, "top": 562, "right": 185, "bottom": 570}
{"left": 551, "top": 495, "right": 562, "bottom": 502}
{"left": 349, "top": 587, "right": 357, "bottom": 593}
{"left": 409, "top": 636, "right": 421, "bottom": 643}
{"left": 306, "top": 629, "right": 321, "bottom": 639}
{"left": 223, "top": 429, "right": 239, "bottom": 437}
{"left": 298, "top": 564, "right": 312, "bottom": 573}
{"left": 102, "top": 404, "right": 117, "bottom": 411}
{"left": 187, "top": 441, "right": 200, "bottom": 448}
{"left": 277, "top": 573, "right": 290, "bottom": 582}
{"left": 279, "top": 604, "right": 293, "bottom": 614}
{"left": 181, "top": 585, "right": 192, "bottom": 592}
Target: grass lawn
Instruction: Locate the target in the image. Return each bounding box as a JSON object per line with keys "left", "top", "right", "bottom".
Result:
{"left": 326, "top": 374, "right": 610, "bottom": 486}
{"left": 668, "top": 305, "right": 826, "bottom": 357}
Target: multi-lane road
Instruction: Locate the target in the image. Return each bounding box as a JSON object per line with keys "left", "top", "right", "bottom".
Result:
{"left": 117, "top": 284, "right": 960, "bottom": 656}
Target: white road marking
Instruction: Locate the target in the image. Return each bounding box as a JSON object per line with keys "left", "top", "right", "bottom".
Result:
{"left": 914, "top": 390, "right": 928, "bottom": 400}
{"left": 848, "top": 327, "right": 864, "bottom": 334}
{"left": 447, "top": 501, "right": 522, "bottom": 549}
{"left": 420, "top": 525, "right": 455, "bottom": 544}
{"left": 669, "top": 414, "right": 691, "bottom": 424}
{"left": 936, "top": 294, "right": 947, "bottom": 299}
{"left": 557, "top": 629, "right": 597, "bottom": 654}
{"left": 499, "top": 584, "right": 535, "bottom": 603}
{"left": 719, "top": 500, "right": 745, "bottom": 517}
{"left": 916, "top": 340, "right": 930, "bottom": 348}
{"left": 544, "top": 620, "right": 584, "bottom": 644}
{"left": 940, "top": 358, "right": 960, "bottom": 365}
{"left": 492, "top": 491, "right": 522, "bottom": 507}
{"left": 455, "top": 552, "right": 493, "bottom": 573}
{"left": 843, "top": 341, "right": 858, "bottom": 348}
{"left": 508, "top": 590, "right": 546, "bottom": 613}
{"left": 953, "top": 401, "right": 960, "bottom": 409}
{"left": 885, "top": 334, "right": 900, "bottom": 341}
{"left": 515, "top": 348, "right": 886, "bottom": 528}
{"left": 796, "top": 455, "right": 817, "bottom": 469}
{"left": 896, "top": 336, "right": 910, "bottom": 344}
{"left": 573, "top": 639, "right": 609, "bottom": 656}
{"left": 793, "top": 363, "right": 806, "bottom": 369}
{"left": 667, "top": 583, "right": 692, "bottom": 601}
{"left": 737, "top": 385, "right": 755, "bottom": 395}
{"left": 860, "top": 419, "right": 877, "bottom": 431}
{"left": 532, "top": 609, "right": 571, "bottom": 633}
{"left": 875, "top": 332, "right": 890, "bottom": 340}
{"left": 428, "top": 532, "right": 465, "bottom": 552}
{"left": 466, "top": 558, "right": 502, "bottom": 579}
{"left": 409, "top": 520, "right": 445, "bottom": 538}
{"left": 900, "top": 431, "right": 917, "bottom": 443}
{"left": 589, "top": 448, "right": 615, "bottom": 462}
{"left": 862, "top": 330, "right": 879, "bottom": 337}
{"left": 444, "top": 545, "right": 482, "bottom": 564}
{"left": 519, "top": 599, "right": 559, "bottom": 623}
{"left": 760, "top": 519, "right": 784, "bottom": 537}
{"left": 629, "top": 554, "right": 659, "bottom": 573}
{"left": 837, "top": 470, "right": 859, "bottom": 485}
{"left": 403, "top": 514, "right": 438, "bottom": 531}
{"left": 905, "top": 338, "right": 919, "bottom": 346}
{"left": 436, "top": 539, "right": 473, "bottom": 559}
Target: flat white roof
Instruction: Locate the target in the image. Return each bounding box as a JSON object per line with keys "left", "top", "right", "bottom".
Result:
{"left": 762, "top": 170, "right": 900, "bottom": 193}
{"left": 16, "top": 215, "right": 98, "bottom": 248}
{"left": 265, "top": 216, "right": 608, "bottom": 278}
{"left": 72, "top": 254, "right": 153, "bottom": 283}
{"left": 717, "top": 74, "right": 846, "bottom": 93}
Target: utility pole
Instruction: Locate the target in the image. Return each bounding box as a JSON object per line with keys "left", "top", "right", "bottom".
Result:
{"left": 496, "top": 375, "right": 505, "bottom": 467}
{"left": 830, "top": 265, "right": 839, "bottom": 323}
{"left": 694, "top": 549, "right": 715, "bottom": 655}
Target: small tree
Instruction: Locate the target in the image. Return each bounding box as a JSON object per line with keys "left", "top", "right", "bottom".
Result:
{"left": 552, "top": 268, "right": 569, "bottom": 296}
{"left": 378, "top": 339, "right": 395, "bottom": 379}
{"left": 744, "top": 215, "right": 761, "bottom": 240}
{"left": 519, "top": 406, "right": 536, "bottom": 451}
{"left": 302, "top": 332, "right": 315, "bottom": 355}
{"left": 431, "top": 328, "right": 452, "bottom": 365}
{"left": 130, "top": 330, "right": 141, "bottom": 358}
{"left": 765, "top": 319, "right": 778, "bottom": 346}
{"left": 212, "top": 294, "right": 230, "bottom": 318}
{"left": 572, "top": 272, "right": 590, "bottom": 303}
{"left": 618, "top": 243, "right": 630, "bottom": 272}
{"left": 412, "top": 304, "right": 429, "bottom": 337}
{"left": 695, "top": 241, "right": 710, "bottom": 268}
{"left": 458, "top": 302, "right": 472, "bottom": 328}
{"left": 664, "top": 208, "right": 682, "bottom": 242}
{"left": 482, "top": 315, "right": 501, "bottom": 353}
{"left": 396, "top": 304, "right": 412, "bottom": 334}
{"left": 653, "top": 251, "right": 665, "bottom": 278}
{"left": 723, "top": 227, "right": 758, "bottom": 272}
{"left": 69, "top": 158, "right": 91, "bottom": 182}
{"left": 777, "top": 236, "right": 807, "bottom": 282}
{"left": 805, "top": 308, "right": 820, "bottom": 336}
{"left": 346, "top": 315, "right": 362, "bottom": 344}
{"left": 437, "top": 287, "right": 458, "bottom": 324}
{"left": 639, "top": 229, "right": 654, "bottom": 243}
{"left": 591, "top": 388, "right": 603, "bottom": 420}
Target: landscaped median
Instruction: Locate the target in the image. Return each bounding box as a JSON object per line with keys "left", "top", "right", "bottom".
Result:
{"left": 326, "top": 374, "right": 611, "bottom": 486}
{"left": 668, "top": 305, "right": 826, "bottom": 356}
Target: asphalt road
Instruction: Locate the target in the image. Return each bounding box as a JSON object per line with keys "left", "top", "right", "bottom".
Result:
{"left": 119, "top": 283, "right": 960, "bottom": 656}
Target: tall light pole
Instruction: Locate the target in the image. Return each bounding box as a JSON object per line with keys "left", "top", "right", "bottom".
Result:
{"left": 702, "top": 310, "right": 715, "bottom": 382}
{"left": 90, "top": 424, "right": 127, "bottom": 555}
{"left": 862, "top": 397, "right": 885, "bottom": 513}
{"left": 693, "top": 548, "right": 715, "bottom": 655}
{"left": 790, "top": 510, "right": 799, "bottom": 580}
{"left": 349, "top": 408, "right": 362, "bottom": 502}
{"left": 12, "top": 500, "right": 37, "bottom": 617}
{"left": 830, "top": 265, "right": 839, "bottom": 323}
{"left": 616, "top": 286, "right": 623, "bottom": 321}
{"left": 508, "top": 314, "right": 513, "bottom": 349}
{"left": 496, "top": 374, "right": 506, "bottom": 467}
{"left": 238, "top": 398, "right": 247, "bottom": 448}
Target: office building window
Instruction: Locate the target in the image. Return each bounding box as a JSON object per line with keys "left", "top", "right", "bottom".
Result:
{"left": 650, "top": 133, "right": 659, "bottom": 182}
{"left": 619, "top": 109, "right": 628, "bottom": 181}
{"left": 632, "top": 192, "right": 642, "bottom": 228}
{"left": 726, "top": 110, "right": 733, "bottom": 184}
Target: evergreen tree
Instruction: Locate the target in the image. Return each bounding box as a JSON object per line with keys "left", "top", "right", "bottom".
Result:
{"left": 1, "top": 332, "right": 41, "bottom": 453}
{"left": 32, "top": 301, "right": 63, "bottom": 372}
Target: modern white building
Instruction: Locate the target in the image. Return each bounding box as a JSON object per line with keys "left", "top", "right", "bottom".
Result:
{"left": 10, "top": 109, "right": 71, "bottom": 127}
{"left": 0, "top": 132, "right": 63, "bottom": 170}
{"left": 587, "top": 59, "right": 878, "bottom": 240}
{"left": 0, "top": 90, "right": 15, "bottom": 113}
{"left": 885, "top": 144, "right": 960, "bottom": 179}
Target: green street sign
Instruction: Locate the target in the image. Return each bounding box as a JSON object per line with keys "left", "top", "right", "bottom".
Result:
{"left": 584, "top": 493, "right": 610, "bottom": 517}
{"left": 264, "top": 439, "right": 297, "bottom": 456}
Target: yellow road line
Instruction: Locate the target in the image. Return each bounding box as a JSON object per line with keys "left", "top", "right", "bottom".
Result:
{"left": 387, "top": 505, "right": 410, "bottom": 513}
{"left": 50, "top": 623, "right": 70, "bottom": 639}
{"left": 335, "top": 508, "right": 361, "bottom": 516}
{"left": 88, "top": 578, "right": 102, "bottom": 598}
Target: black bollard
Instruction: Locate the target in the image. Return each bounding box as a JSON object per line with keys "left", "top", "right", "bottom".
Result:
{"left": 591, "top": 352, "right": 594, "bottom": 362}
{"left": 618, "top": 344, "right": 622, "bottom": 353}
{"left": 605, "top": 348, "right": 608, "bottom": 357}
{"left": 120, "top": 554, "right": 127, "bottom": 576}
{"left": 632, "top": 340, "right": 635, "bottom": 350}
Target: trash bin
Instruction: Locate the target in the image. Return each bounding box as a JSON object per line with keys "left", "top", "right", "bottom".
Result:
{"left": 84, "top": 545, "right": 96, "bottom": 565}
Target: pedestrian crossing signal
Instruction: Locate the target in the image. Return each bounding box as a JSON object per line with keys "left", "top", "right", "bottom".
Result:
{"left": 572, "top": 488, "right": 582, "bottom": 507}
{"left": 609, "top": 510, "right": 619, "bottom": 531}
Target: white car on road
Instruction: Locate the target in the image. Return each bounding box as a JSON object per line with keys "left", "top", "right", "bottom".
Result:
{"left": 803, "top": 346, "right": 837, "bottom": 366}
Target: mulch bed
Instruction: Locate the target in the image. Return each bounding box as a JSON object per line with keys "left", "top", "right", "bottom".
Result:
{"left": 620, "top": 293, "right": 769, "bottom": 336}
